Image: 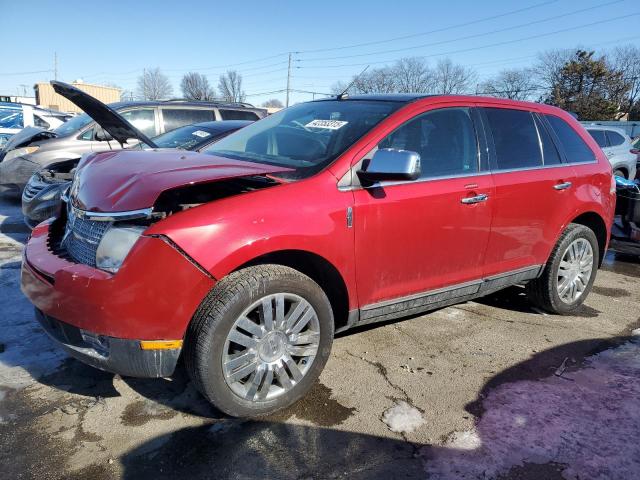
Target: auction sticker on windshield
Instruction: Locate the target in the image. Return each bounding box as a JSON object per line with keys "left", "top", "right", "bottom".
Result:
{"left": 192, "top": 130, "right": 211, "bottom": 138}
{"left": 305, "top": 119, "right": 348, "bottom": 130}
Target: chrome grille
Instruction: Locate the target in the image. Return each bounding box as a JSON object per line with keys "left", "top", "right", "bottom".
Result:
{"left": 62, "top": 207, "right": 111, "bottom": 267}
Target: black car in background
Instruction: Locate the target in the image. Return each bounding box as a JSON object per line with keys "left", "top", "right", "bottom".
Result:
{"left": 22, "top": 120, "right": 252, "bottom": 228}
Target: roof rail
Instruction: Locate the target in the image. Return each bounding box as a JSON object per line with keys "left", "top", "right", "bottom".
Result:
{"left": 160, "top": 98, "right": 257, "bottom": 108}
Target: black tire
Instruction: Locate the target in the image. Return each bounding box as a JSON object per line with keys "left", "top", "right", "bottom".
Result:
{"left": 525, "top": 223, "right": 599, "bottom": 315}
{"left": 184, "top": 264, "right": 334, "bottom": 417}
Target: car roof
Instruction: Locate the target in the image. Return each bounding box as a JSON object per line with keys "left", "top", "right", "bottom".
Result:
{"left": 585, "top": 125, "right": 629, "bottom": 137}
{"left": 312, "top": 93, "right": 434, "bottom": 103}
{"left": 108, "top": 100, "right": 261, "bottom": 110}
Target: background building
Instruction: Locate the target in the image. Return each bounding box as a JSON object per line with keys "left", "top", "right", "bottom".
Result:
{"left": 34, "top": 82, "right": 121, "bottom": 113}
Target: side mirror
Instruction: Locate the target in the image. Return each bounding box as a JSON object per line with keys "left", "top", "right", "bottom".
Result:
{"left": 94, "top": 127, "right": 113, "bottom": 142}
{"left": 357, "top": 148, "right": 421, "bottom": 185}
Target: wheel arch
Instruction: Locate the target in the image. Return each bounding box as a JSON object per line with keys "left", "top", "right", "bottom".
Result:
{"left": 234, "top": 249, "right": 351, "bottom": 331}
{"left": 569, "top": 211, "right": 608, "bottom": 266}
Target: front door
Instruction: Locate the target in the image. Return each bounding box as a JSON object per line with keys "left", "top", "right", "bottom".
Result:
{"left": 352, "top": 106, "right": 494, "bottom": 309}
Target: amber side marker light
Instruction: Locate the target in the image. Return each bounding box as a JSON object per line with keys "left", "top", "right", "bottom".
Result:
{"left": 139, "top": 340, "right": 183, "bottom": 350}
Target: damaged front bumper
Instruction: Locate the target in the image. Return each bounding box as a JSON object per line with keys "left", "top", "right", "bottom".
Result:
{"left": 35, "top": 309, "right": 181, "bottom": 377}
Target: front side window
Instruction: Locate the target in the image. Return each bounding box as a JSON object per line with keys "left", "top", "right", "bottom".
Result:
{"left": 121, "top": 109, "right": 156, "bottom": 137}
{"left": 79, "top": 128, "right": 94, "bottom": 141}
{"left": 0, "top": 107, "right": 24, "bottom": 129}
{"left": 219, "top": 109, "right": 260, "bottom": 121}
{"left": 606, "top": 130, "right": 625, "bottom": 147}
{"left": 161, "top": 109, "right": 214, "bottom": 132}
{"left": 375, "top": 107, "right": 479, "bottom": 178}
{"left": 588, "top": 129, "right": 608, "bottom": 148}
{"left": 484, "top": 108, "right": 542, "bottom": 170}
{"left": 545, "top": 115, "right": 595, "bottom": 164}
{"left": 205, "top": 100, "right": 402, "bottom": 179}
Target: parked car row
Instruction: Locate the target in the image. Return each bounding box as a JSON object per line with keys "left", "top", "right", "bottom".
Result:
{"left": 0, "top": 90, "right": 266, "bottom": 196}
{"left": 0, "top": 102, "right": 72, "bottom": 148}
{"left": 19, "top": 83, "right": 615, "bottom": 417}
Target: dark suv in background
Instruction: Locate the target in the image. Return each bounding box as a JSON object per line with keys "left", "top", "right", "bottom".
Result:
{"left": 0, "top": 88, "right": 266, "bottom": 195}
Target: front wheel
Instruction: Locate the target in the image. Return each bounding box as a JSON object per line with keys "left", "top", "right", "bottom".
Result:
{"left": 184, "top": 265, "right": 334, "bottom": 417}
{"left": 526, "top": 223, "right": 599, "bottom": 314}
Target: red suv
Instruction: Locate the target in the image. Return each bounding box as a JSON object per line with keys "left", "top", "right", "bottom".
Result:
{"left": 21, "top": 94, "right": 615, "bottom": 417}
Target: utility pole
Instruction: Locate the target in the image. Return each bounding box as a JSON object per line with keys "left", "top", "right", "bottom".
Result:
{"left": 285, "top": 53, "right": 292, "bottom": 108}
{"left": 54, "top": 52, "right": 58, "bottom": 80}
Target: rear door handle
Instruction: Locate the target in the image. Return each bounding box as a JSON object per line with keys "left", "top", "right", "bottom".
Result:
{"left": 461, "top": 193, "right": 489, "bottom": 204}
{"left": 553, "top": 181, "right": 572, "bottom": 191}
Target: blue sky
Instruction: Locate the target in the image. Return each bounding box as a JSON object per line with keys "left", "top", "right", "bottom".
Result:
{"left": 1, "top": 0, "right": 638, "bottom": 106}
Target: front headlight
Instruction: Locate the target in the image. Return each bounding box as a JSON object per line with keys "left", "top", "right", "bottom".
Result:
{"left": 96, "top": 225, "right": 146, "bottom": 273}
{"left": 4, "top": 146, "right": 40, "bottom": 161}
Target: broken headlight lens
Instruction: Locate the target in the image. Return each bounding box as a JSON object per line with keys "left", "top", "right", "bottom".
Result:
{"left": 4, "top": 146, "right": 40, "bottom": 161}
{"left": 96, "top": 226, "right": 145, "bottom": 273}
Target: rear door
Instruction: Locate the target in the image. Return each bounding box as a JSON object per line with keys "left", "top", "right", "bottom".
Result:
{"left": 352, "top": 104, "right": 494, "bottom": 307}
{"left": 480, "top": 105, "right": 577, "bottom": 276}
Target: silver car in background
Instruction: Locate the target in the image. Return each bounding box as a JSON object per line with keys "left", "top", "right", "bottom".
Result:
{"left": 0, "top": 82, "right": 266, "bottom": 196}
{"left": 585, "top": 125, "right": 637, "bottom": 179}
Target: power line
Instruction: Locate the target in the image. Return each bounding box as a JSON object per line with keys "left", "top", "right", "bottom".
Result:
{"left": 295, "top": 0, "right": 559, "bottom": 54}
{"left": 297, "top": 13, "right": 639, "bottom": 69}
{"left": 300, "top": 1, "right": 624, "bottom": 63}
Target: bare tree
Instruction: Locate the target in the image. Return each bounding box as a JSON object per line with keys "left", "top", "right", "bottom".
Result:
{"left": 393, "top": 57, "right": 434, "bottom": 93}
{"left": 611, "top": 45, "right": 640, "bottom": 118}
{"left": 432, "top": 59, "right": 476, "bottom": 94}
{"left": 180, "top": 72, "right": 215, "bottom": 101}
{"left": 136, "top": 68, "right": 173, "bottom": 100}
{"left": 478, "top": 68, "right": 536, "bottom": 100}
{"left": 262, "top": 98, "right": 284, "bottom": 108}
{"left": 533, "top": 49, "right": 574, "bottom": 96}
{"left": 218, "top": 71, "right": 246, "bottom": 103}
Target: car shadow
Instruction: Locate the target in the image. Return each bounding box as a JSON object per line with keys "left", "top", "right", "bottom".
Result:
{"left": 109, "top": 335, "right": 639, "bottom": 480}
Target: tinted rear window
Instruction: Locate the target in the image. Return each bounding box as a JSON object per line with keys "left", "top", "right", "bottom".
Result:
{"left": 587, "top": 129, "right": 608, "bottom": 148}
{"left": 161, "top": 109, "right": 215, "bottom": 132}
{"left": 545, "top": 115, "right": 595, "bottom": 164}
{"left": 219, "top": 109, "right": 260, "bottom": 121}
{"left": 484, "top": 108, "right": 542, "bottom": 170}
{"left": 606, "top": 131, "right": 625, "bottom": 147}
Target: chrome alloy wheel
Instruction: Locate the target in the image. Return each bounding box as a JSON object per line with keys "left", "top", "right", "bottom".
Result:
{"left": 222, "top": 293, "right": 320, "bottom": 402}
{"left": 557, "top": 238, "right": 594, "bottom": 303}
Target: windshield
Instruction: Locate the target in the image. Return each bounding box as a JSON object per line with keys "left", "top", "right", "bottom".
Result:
{"left": 0, "top": 106, "right": 23, "bottom": 129}
{"left": 53, "top": 113, "right": 92, "bottom": 136}
{"left": 204, "top": 100, "right": 402, "bottom": 178}
{"left": 153, "top": 125, "right": 217, "bottom": 150}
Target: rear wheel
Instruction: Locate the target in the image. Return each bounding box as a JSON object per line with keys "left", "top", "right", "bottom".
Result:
{"left": 613, "top": 169, "right": 626, "bottom": 178}
{"left": 526, "top": 224, "right": 599, "bottom": 314}
{"left": 184, "top": 264, "right": 334, "bottom": 417}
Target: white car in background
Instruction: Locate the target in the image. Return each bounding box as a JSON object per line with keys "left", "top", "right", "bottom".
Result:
{"left": 585, "top": 125, "right": 637, "bottom": 179}
{"left": 0, "top": 102, "right": 71, "bottom": 147}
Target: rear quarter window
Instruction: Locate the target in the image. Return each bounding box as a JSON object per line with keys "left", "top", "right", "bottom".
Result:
{"left": 483, "top": 108, "right": 542, "bottom": 170}
{"left": 545, "top": 115, "right": 595, "bottom": 164}
{"left": 219, "top": 109, "right": 260, "bottom": 121}
{"left": 605, "top": 131, "right": 625, "bottom": 147}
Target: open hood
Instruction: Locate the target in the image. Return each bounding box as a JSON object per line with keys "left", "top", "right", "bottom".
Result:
{"left": 70, "top": 150, "right": 292, "bottom": 212}
{"left": 51, "top": 81, "right": 158, "bottom": 148}
{"left": 0, "top": 126, "right": 56, "bottom": 153}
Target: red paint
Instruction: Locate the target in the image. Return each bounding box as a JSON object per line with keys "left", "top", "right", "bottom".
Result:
{"left": 72, "top": 150, "right": 292, "bottom": 212}
{"left": 22, "top": 96, "right": 615, "bottom": 341}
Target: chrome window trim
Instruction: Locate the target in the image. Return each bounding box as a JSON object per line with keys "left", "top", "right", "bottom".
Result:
{"left": 69, "top": 204, "right": 153, "bottom": 222}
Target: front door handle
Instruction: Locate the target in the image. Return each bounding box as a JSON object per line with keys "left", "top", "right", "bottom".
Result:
{"left": 461, "top": 193, "right": 489, "bottom": 204}
{"left": 553, "top": 181, "right": 572, "bottom": 191}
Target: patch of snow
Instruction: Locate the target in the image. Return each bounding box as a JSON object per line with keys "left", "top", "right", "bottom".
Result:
{"left": 423, "top": 340, "right": 640, "bottom": 479}
{"left": 631, "top": 328, "right": 640, "bottom": 336}
{"left": 382, "top": 401, "right": 425, "bottom": 433}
